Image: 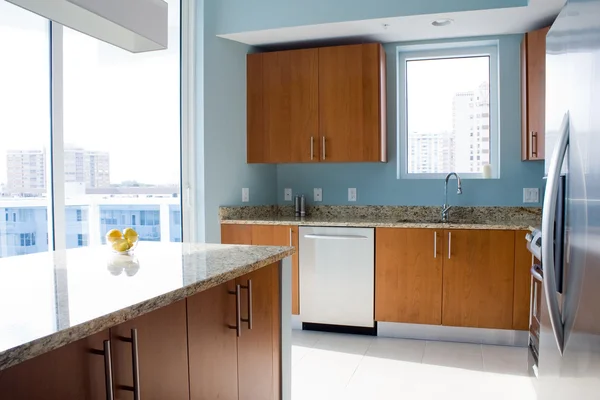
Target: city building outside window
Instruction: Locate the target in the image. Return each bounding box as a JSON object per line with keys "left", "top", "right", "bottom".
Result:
{"left": 0, "top": 0, "right": 195, "bottom": 258}
{"left": 398, "top": 43, "right": 499, "bottom": 179}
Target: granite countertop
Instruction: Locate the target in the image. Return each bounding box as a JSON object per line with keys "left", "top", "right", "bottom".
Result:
{"left": 0, "top": 242, "right": 294, "bottom": 372}
{"left": 219, "top": 206, "right": 542, "bottom": 231}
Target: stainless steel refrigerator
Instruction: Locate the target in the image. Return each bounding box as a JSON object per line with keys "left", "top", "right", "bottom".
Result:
{"left": 527, "top": 0, "right": 600, "bottom": 397}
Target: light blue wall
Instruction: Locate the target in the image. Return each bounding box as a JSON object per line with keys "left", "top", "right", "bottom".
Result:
{"left": 214, "top": 0, "right": 527, "bottom": 35}
{"left": 276, "top": 35, "right": 545, "bottom": 207}
{"left": 196, "top": 0, "right": 277, "bottom": 243}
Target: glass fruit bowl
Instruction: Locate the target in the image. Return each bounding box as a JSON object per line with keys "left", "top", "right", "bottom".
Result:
{"left": 106, "top": 228, "right": 139, "bottom": 255}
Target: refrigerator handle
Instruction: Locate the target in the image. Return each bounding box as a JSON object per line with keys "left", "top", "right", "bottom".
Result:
{"left": 541, "top": 111, "right": 569, "bottom": 355}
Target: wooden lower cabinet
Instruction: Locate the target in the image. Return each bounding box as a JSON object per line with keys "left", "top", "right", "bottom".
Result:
{"left": 442, "top": 230, "right": 516, "bottom": 329}
{"left": 375, "top": 228, "right": 443, "bottom": 325}
{"left": 111, "top": 300, "right": 189, "bottom": 400}
{"left": 223, "top": 223, "right": 299, "bottom": 315}
{"left": 513, "top": 230, "right": 534, "bottom": 330}
{"left": 237, "top": 263, "right": 281, "bottom": 400}
{"left": 0, "top": 330, "right": 110, "bottom": 400}
{"left": 188, "top": 281, "right": 239, "bottom": 400}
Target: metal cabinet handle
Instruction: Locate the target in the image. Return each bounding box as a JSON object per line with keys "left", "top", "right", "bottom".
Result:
{"left": 103, "top": 340, "right": 115, "bottom": 400}
{"left": 448, "top": 232, "right": 452, "bottom": 259}
{"left": 228, "top": 284, "right": 242, "bottom": 337}
{"left": 289, "top": 228, "right": 293, "bottom": 246}
{"left": 322, "top": 137, "right": 326, "bottom": 160}
{"left": 433, "top": 231, "right": 437, "bottom": 259}
{"left": 531, "top": 265, "right": 543, "bottom": 282}
{"left": 531, "top": 131, "right": 538, "bottom": 158}
{"left": 241, "top": 280, "right": 253, "bottom": 329}
{"left": 121, "top": 329, "right": 141, "bottom": 400}
{"left": 310, "top": 137, "right": 314, "bottom": 161}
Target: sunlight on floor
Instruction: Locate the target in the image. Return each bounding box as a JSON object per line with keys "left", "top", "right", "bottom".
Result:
{"left": 292, "top": 330, "right": 537, "bottom": 400}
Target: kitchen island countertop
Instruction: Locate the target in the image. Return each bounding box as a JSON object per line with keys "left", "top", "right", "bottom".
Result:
{"left": 0, "top": 242, "right": 294, "bottom": 371}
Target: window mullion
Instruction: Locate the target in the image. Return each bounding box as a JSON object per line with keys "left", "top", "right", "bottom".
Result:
{"left": 49, "top": 22, "right": 66, "bottom": 251}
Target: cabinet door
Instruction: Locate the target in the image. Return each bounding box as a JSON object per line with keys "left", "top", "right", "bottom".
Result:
{"left": 0, "top": 330, "right": 109, "bottom": 400}
{"left": 222, "top": 224, "right": 252, "bottom": 245}
{"left": 248, "top": 49, "right": 319, "bottom": 163}
{"left": 513, "top": 230, "right": 534, "bottom": 330}
{"left": 522, "top": 26, "right": 549, "bottom": 160}
{"left": 111, "top": 301, "right": 189, "bottom": 400}
{"left": 252, "top": 225, "right": 299, "bottom": 315}
{"left": 237, "top": 263, "right": 280, "bottom": 400}
{"left": 188, "top": 281, "right": 239, "bottom": 400}
{"left": 375, "top": 228, "right": 443, "bottom": 325}
{"left": 318, "top": 43, "right": 386, "bottom": 162}
{"left": 442, "top": 230, "right": 515, "bottom": 329}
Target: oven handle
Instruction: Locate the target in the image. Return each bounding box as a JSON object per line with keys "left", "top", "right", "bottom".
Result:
{"left": 530, "top": 265, "right": 543, "bottom": 282}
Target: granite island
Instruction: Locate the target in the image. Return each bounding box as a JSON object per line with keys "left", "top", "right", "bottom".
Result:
{"left": 0, "top": 242, "right": 294, "bottom": 400}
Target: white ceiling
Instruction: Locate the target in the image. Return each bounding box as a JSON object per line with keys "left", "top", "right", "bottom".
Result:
{"left": 219, "top": 0, "right": 566, "bottom": 47}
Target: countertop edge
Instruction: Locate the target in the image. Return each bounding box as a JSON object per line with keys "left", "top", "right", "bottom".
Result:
{"left": 0, "top": 247, "right": 294, "bottom": 372}
{"left": 220, "top": 219, "right": 534, "bottom": 231}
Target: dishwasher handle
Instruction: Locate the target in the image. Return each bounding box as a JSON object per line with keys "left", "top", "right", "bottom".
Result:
{"left": 303, "top": 234, "right": 369, "bottom": 240}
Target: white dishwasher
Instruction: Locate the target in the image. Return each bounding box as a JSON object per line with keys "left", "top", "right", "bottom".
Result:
{"left": 299, "top": 226, "right": 375, "bottom": 328}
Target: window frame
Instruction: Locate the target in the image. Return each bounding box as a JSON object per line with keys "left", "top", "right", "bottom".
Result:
{"left": 46, "top": 0, "right": 196, "bottom": 252}
{"left": 397, "top": 43, "right": 500, "bottom": 179}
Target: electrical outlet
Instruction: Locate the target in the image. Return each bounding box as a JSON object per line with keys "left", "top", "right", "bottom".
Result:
{"left": 284, "top": 188, "right": 292, "bottom": 201}
{"left": 314, "top": 188, "right": 322, "bottom": 202}
{"left": 523, "top": 188, "right": 539, "bottom": 203}
{"left": 242, "top": 188, "right": 249, "bottom": 202}
{"left": 348, "top": 188, "right": 357, "bottom": 202}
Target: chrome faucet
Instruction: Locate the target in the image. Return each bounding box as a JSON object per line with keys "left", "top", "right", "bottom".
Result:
{"left": 442, "top": 172, "right": 462, "bottom": 222}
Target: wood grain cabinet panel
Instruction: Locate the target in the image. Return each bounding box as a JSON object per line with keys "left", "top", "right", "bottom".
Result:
{"left": 251, "top": 224, "right": 300, "bottom": 315}
{"left": 111, "top": 301, "right": 189, "bottom": 400}
{"left": 442, "top": 230, "right": 516, "bottom": 329}
{"left": 221, "top": 224, "right": 253, "bottom": 245}
{"left": 319, "top": 43, "right": 386, "bottom": 162}
{"left": 375, "top": 228, "right": 443, "bottom": 325}
{"left": 522, "top": 26, "right": 550, "bottom": 160}
{"left": 247, "top": 49, "right": 319, "bottom": 163}
{"left": 0, "top": 330, "right": 110, "bottom": 400}
{"left": 188, "top": 281, "right": 239, "bottom": 400}
{"left": 513, "top": 230, "right": 534, "bottom": 330}
{"left": 237, "top": 263, "right": 280, "bottom": 400}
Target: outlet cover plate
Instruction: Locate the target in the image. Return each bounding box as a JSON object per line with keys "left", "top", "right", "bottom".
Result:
{"left": 523, "top": 188, "right": 539, "bottom": 203}
{"left": 284, "top": 188, "right": 292, "bottom": 201}
{"left": 314, "top": 188, "right": 322, "bottom": 202}
{"left": 348, "top": 188, "right": 357, "bottom": 202}
{"left": 242, "top": 188, "right": 249, "bottom": 202}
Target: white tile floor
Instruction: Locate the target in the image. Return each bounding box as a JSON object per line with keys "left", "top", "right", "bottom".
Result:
{"left": 292, "top": 330, "right": 536, "bottom": 400}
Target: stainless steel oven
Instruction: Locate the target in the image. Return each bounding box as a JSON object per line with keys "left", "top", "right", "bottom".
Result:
{"left": 528, "top": 263, "right": 543, "bottom": 377}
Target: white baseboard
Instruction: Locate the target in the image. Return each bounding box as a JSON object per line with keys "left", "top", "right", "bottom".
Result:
{"left": 378, "top": 322, "right": 529, "bottom": 347}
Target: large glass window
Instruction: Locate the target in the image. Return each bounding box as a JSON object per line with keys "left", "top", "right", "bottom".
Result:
{"left": 0, "top": 0, "right": 187, "bottom": 258}
{"left": 0, "top": 2, "right": 50, "bottom": 258}
{"left": 398, "top": 45, "right": 499, "bottom": 179}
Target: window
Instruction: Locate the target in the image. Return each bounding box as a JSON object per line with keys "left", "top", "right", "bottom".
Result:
{"left": 0, "top": 0, "right": 191, "bottom": 259}
{"left": 398, "top": 43, "right": 499, "bottom": 178}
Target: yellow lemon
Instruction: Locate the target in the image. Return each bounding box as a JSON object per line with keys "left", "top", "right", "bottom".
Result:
{"left": 111, "top": 238, "right": 131, "bottom": 253}
{"left": 123, "top": 228, "right": 139, "bottom": 245}
{"left": 106, "top": 229, "right": 123, "bottom": 243}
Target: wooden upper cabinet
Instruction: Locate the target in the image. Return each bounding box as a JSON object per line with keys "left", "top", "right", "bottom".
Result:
{"left": 111, "top": 301, "right": 189, "bottom": 400}
{"left": 188, "top": 281, "right": 239, "bottom": 400}
{"left": 319, "top": 43, "right": 387, "bottom": 162}
{"left": 0, "top": 330, "right": 110, "bottom": 400}
{"left": 375, "top": 228, "right": 443, "bottom": 325}
{"left": 236, "top": 263, "right": 281, "bottom": 400}
{"left": 522, "top": 26, "right": 550, "bottom": 161}
{"left": 247, "top": 49, "right": 319, "bottom": 163}
{"left": 247, "top": 43, "right": 386, "bottom": 164}
{"left": 442, "top": 230, "right": 516, "bottom": 329}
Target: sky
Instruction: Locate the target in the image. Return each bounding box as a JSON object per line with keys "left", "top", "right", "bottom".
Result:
{"left": 406, "top": 56, "right": 490, "bottom": 134}
{"left": 0, "top": 0, "right": 181, "bottom": 187}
